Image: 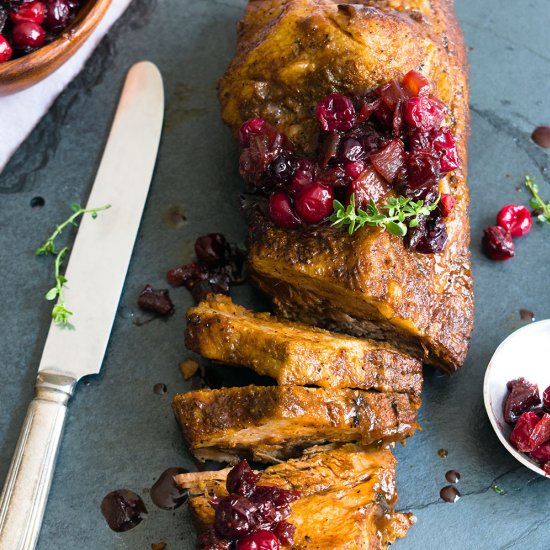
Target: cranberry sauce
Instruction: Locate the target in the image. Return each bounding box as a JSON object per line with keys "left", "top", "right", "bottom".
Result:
{"left": 532, "top": 126, "right": 550, "bottom": 148}
{"left": 0, "top": 0, "right": 82, "bottom": 62}
{"left": 237, "top": 70, "right": 460, "bottom": 254}
{"left": 137, "top": 285, "right": 175, "bottom": 316}
{"left": 504, "top": 378, "right": 550, "bottom": 471}
{"left": 440, "top": 485, "right": 461, "bottom": 503}
{"left": 167, "top": 233, "right": 246, "bottom": 303}
{"left": 198, "top": 460, "right": 299, "bottom": 550}
{"left": 150, "top": 467, "right": 189, "bottom": 510}
{"left": 100, "top": 489, "right": 148, "bottom": 532}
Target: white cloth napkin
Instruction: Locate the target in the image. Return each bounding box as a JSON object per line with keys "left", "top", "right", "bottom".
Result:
{"left": 1, "top": 0, "right": 133, "bottom": 172}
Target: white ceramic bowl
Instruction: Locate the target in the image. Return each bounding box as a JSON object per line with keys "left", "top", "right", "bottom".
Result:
{"left": 484, "top": 319, "right": 550, "bottom": 477}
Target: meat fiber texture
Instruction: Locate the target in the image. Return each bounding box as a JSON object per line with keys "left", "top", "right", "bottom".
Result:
{"left": 219, "top": 0, "right": 473, "bottom": 373}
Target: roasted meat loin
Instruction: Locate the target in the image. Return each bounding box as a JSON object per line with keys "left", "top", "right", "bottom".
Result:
{"left": 219, "top": 0, "right": 473, "bottom": 373}
{"left": 185, "top": 294, "right": 422, "bottom": 395}
{"left": 173, "top": 385, "right": 419, "bottom": 463}
{"left": 178, "top": 443, "right": 414, "bottom": 549}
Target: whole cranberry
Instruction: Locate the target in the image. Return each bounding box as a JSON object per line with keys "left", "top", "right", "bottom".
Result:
{"left": 431, "top": 127, "right": 460, "bottom": 172}
{"left": 0, "top": 35, "right": 12, "bottom": 62}
{"left": 267, "top": 153, "right": 295, "bottom": 184}
{"left": 9, "top": 1, "right": 45, "bottom": 24}
{"left": 482, "top": 226, "right": 514, "bottom": 261}
{"left": 510, "top": 411, "right": 540, "bottom": 452}
{"left": 316, "top": 93, "right": 356, "bottom": 132}
{"left": 214, "top": 496, "right": 259, "bottom": 539}
{"left": 403, "top": 95, "right": 447, "bottom": 132}
{"left": 195, "top": 233, "right": 228, "bottom": 268}
{"left": 496, "top": 204, "right": 533, "bottom": 238}
{"left": 44, "top": 0, "right": 71, "bottom": 32}
{"left": 12, "top": 21, "right": 46, "bottom": 49}
{"left": 236, "top": 530, "right": 280, "bottom": 550}
{"left": 239, "top": 118, "right": 266, "bottom": 146}
{"left": 401, "top": 70, "right": 430, "bottom": 97}
{"left": 268, "top": 191, "right": 301, "bottom": 229}
{"left": 294, "top": 183, "right": 334, "bottom": 224}
{"left": 439, "top": 194, "right": 455, "bottom": 217}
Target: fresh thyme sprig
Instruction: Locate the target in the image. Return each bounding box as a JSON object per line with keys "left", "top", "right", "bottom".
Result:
{"left": 36, "top": 202, "right": 111, "bottom": 256}
{"left": 38, "top": 203, "right": 111, "bottom": 327}
{"left": 525, "top": 175, "right": 550, "bottom": 224}
{"left": 330, "top": 194, "right": 440, "bottom": 236}
{"left": 45, "top": 247, "right": 72, "bottom": 327}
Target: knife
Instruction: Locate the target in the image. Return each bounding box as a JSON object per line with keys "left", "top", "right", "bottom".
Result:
{"left": 0, "top": 61, "right": 164, "bottom": 550}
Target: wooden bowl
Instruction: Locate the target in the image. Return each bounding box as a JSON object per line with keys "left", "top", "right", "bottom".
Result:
{"left": 0, "top": 0, "right": 112, "bottom": 95}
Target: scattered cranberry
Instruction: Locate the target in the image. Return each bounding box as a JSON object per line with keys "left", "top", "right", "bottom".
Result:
{"left": 268, "top": 191, "right": 301, "bottom": 229}
{"left": 402, "top": 95, "right": 447, "bottom": 132}
{"left": 316, "top": 93, "right": 356, "bottom": 132}
{"left": 195, "top": 233, "right": 228, "bottom": 268}
{"left": 166, "top": 235, "right": 246, "bottom": 303}
{"left": 503, "top": 378, "right": 541, "bottom": 424}
{"left": 239, "top": 118, "right": 267, "bottom": 146}
{"left": 497, "top": 204, "right": 533, "bottom": 238}
{"left": 401, "top": 70, "right": 430, "bottom": 97}
{"left": 510, "top": 411, "right": 540, "bottom": 452}
{"left": 439, "top": 194, "right": 455, "bottom": 217}
{"left": 236, "top": 531, "right": 280, "bottom": 550}
{"left": 482, "top": 226, "right": 514, "bottom": 261}
{"left": 9, "top": 1, "right": 45, "bottom": 24}
{"left": 294, "top": 183, "right": 334, "bottom": 224}
{"left": 137, "top": 285, "right": 174, "bottom": 317}
{"left": 12, "top": 20, "right": 45, "bottom": 49}
{"left": 0, "top": 34, "right": 12, "bottom": 62}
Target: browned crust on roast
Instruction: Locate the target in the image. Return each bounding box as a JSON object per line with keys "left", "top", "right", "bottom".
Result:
{"left": 173, "top": 385, "right": 420, "bottom": 462}
{"left": 185, "top": 294, "right": 422, "bottom": 394}
{"left": 185, "top": 444, "right": 414, "bottom": 548}
{"left": 218, "top": 0, "right": 473, "bottom": 374}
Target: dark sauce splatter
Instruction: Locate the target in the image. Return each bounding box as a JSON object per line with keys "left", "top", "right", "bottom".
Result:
{"left": 519, "top": 309, "right": 535, "bottom": 322}
{"left": 445, "top": 470, "right": 461, "bottom": 484}
{"left": 153, "top": 383, "right": 167, "bottom": 395}
{"left": 440, "top": 485, "right": 461, "bottom": 503}
{"left": 532, "top": 126, "right": 550, "bottom": 148}
{"left": 100, "top": 489, "right": 147, "bottom": 532}
{"left": 438, "top": 448, "right": 448, "bottom": 459}
{"left": 150, "top": 467, "right": 189, "bottom": 510}
{"left": 30, "top": 196, "right": 45, "bottom": 209}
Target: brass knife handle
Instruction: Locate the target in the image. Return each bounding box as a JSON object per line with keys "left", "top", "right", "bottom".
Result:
{"left": 0, "top": 373, "right": 76, "bottom": 550}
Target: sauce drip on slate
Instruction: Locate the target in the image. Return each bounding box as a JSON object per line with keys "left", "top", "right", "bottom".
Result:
{"left": 100, "top": 489, "right": 147, "bottom": 532}
{"left": 153, "top": 383, "right": 168, "bottom": 395}
{"left": 519, "top": 309, "right": 535, "bottom": 322}
{"left": 532, "top": 126, "right": 550, "bottom": 148}
{"left": 445, "top": 470, "right": 461, "bottom": 483}
{"left": 150, "top": 467, "right": 190, "bottom": 510}
{"left": 437, "top": 448, "right": 448, "bottom": 459}
{"left": 440, "top": 485, "right": 461, "bottom": 503}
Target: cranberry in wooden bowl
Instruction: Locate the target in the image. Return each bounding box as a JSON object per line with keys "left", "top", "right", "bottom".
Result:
{"left": 0, "top": 0, "right": 111, "bottom": 95}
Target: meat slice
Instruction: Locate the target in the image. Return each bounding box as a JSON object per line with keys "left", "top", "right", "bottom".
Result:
{"left": 219, "top": 0, "right": 473, "bottom": 374}
{"left": 185, "top": 294, "right": 422, "bottom": 395}
{"left": 172, "top": 386, "right": 419, "bottom": 463}
{"left": 179, "top": 443, "right": 415, "bottom": 549}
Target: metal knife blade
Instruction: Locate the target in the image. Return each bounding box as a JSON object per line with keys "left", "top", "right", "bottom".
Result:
{"left": 0, "top": 61, "right": 164, "bottom": 550}
{"left": 38, "top": 60, "right": 164, "bottom": 380}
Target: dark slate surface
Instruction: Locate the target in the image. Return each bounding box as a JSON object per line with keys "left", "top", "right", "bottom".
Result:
{"left": 1, "top": 0, "right": 549, "bottom": 548}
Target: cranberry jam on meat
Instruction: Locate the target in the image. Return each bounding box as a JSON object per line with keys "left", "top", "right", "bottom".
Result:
{"left": 198, "top": 460, "right": 299, "bottom": 550}
{"left": 238, "top": 70, "right": 460, "bottom": 254}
